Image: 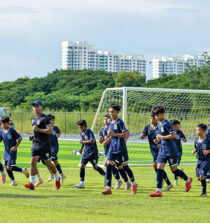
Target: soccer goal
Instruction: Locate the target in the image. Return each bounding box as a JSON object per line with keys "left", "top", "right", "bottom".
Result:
{"left": 92, "top": 87, "right": 210, "bottom": 165}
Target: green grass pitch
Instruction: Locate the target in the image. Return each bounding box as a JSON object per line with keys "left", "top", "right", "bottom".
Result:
{"left": 0, "top": 140, "right": 209, "bottom": 223}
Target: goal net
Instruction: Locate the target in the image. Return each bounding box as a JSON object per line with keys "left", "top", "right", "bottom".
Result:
{"left": 92, "top": 87, "right": 210, "bottom": 165}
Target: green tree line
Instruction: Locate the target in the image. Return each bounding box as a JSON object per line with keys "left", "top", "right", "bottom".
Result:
{"left": 0, "top": 66, "right": 209, "bottom": 111}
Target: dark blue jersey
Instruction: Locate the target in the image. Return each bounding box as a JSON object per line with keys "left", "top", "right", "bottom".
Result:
{"left": 158, "top": 119, "right": 178, "bottom": 156}
{"left": 109, "top": 118, "right": 128, "bottom": 155}
{"left": 99, "top": 127, "right": 110, "bottom": 155}
{"left": 207, "top": 127, "right": 210, "bottom": 138}
{"left": 173, "top": 130, "right": 186, "bottom": 153}
{"left": 31, "top": 113, "right": 51, "bottom": 144}
{"left": 80, "top": 129, "right": 98, "bottom": 159}
{"left": 195, "top": 137, "right": 210, "bottom": 160}
{"left": 0, "top": 128, "right": 22, "bottom": 161}
{"left": 142, "top": 124, "right": 159, "bottom": 152}
{"left": 49, "top": 126, "right": 60, "bottom": 148}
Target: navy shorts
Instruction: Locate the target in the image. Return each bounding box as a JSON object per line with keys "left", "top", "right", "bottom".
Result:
{"left": 151, "top": 150, "right": 159, "bottom": 162}
{"left": 196, "top": 159, "right": 210, "bottom": 178}
{"left": 51, "top": 147, "right": 59, "bottom": 161}
{"left": 4, "top": 157, "right": 16, "bottom": 167}
{"left": 4, "top": 152, "right": 17, "bottom": 166}
{"left": 157, "top": 153, "right": 178, "bottom": 167}
{"left": 107, "top": 151, "right": 128, "bottom": 166}
{"left": 81, "top": 154, "right": 98, "bottom": 167}
{"left": 177, "top": 152, "right": 182, "bottom": 165}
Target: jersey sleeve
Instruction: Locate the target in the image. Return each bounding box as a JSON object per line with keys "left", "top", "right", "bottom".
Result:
{"left": 0, "top": 131, "right": 3, "bottom": 142}
{"left": 44, "top": 116, "right": 51, "bottom": 127}
{"left": 118, "top": 119, "right": 127, "bottom": 133}
{"left": 55, "top": 126, "right": 61, "bottom": 134}
{"left": 142, "top": 125, "right": 148, "bottom": 136}
{"left": 180, "top": 131, "right": 186, "bottom": 139}
{"left": 207, "top": 138, "right": 210, "bottom": 150}
{"left": 99, "top": 129, "right": 103, "bottom": 137}
{"left": 88, "top": 129, "right": 96, "bottom": 141}
{"left": 12, "top": 129, "right": 22, "bottom": 140}
{"left": 194, "top": 138, "right": 197, "bottom": 149}
{"left": 163, "top": 122, "right": 175, "bottom": 134}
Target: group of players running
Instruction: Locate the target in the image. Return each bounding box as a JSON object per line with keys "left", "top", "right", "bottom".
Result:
{"left": 0, "top": 100, "right": 209, "bottom": 197}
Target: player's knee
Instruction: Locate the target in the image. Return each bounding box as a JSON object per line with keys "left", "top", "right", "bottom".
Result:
{"left": 93, "top": 166, "right": 98, "bottom": 170}
{"left": 153, "top": 163, "right": 157, "bottom": 169}
{"left": 6, "top": 166, "right": 12, "bottom": 171}
{"left": 45, "top": 160, "right": 51, "bottom": 167}
{"left": 80, "top": 164, "right": 85, "bottom": 169}
{"left": 54, "top": 160, "right": 58, "bottom": 165}
{"left": 170, "top": 166, "right": 177, "bottom": 172}
{"left": 197, "top": 177, "right": 201, "bottom": 181}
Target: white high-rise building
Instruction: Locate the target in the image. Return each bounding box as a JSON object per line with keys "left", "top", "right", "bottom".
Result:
{"left": 151, "top": 54, "right": 208, "bottom": 79}
{"left": 62, "top": 41, "right": 146, "bottom": 74}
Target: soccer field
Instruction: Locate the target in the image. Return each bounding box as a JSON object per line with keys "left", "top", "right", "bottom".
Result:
{"left": 0, "top": 140, "right": 209, "bottom": 223}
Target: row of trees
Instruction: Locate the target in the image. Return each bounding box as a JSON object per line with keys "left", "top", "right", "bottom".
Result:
{"left": 0, "top": 65, "right": 209, "bottom": 111}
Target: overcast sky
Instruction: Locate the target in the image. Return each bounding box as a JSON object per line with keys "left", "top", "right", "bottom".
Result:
{"left": 0, "top": 0, "right": 209, "bottom": 82}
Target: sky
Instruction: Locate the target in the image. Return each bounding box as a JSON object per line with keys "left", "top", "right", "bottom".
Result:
{"left": 0, "top": 0, "right": 209, "bottom": 82}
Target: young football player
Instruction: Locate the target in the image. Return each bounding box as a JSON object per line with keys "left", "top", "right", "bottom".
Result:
{"left": 101, "top": 103, "right": 138, "bottom": 195}
{"left": 170, "top": 119, "right": 187, "bottom": 185}
{"left": 0, "top": 116, "right": 29, "bottom": 186}
{"left": 24, "top": 100, "right": 60, "bottom": 190}
{"left": 74, "top": 120, "right": 105, "bottom": 189}
{"left": 47, "top": 114, "right": 66, "bottom": 183}
{"left": 150, "top": 105, "right": 192, "bottom": 197}
{"left": 192, "top": 124, "right": 210, "bottom": 196}
{"left": 99, "top": 114, "right": 122, "bottom": 189}
{"left": 141, "top": 113, "right": 173, "bottom": 191}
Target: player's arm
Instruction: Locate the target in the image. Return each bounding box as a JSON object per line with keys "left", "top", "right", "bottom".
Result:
{"left": 181, "top": 131, "right": 187, "bottom": 142}
{"left": 79, "top": 143, "right": 84, "bottom": 154}
{"left": 11, "top": 137, "right": 22, "bottom": 152}
{"left": 156, "top": 132, "right": 176, "bottom": 140}
{"left": 203, "top": 140, "right": 210, "bottom": 155}
{"left": 102, "top": 136, "right": 111, "bottom": 146}
{"left": 81, "top": 139, "right": 96, "bottom": 144}
{"left": 140, "top": 125, "right": 148, "bottom": 140}
{"left": 108, "top": 129, "right": 127, "bottom": 138}
{"left": 33, "top": 124, "right": 53, "bottom": 134}
{"left": 192, "top": 142, "right": 197, "bottom": 154}
{"left": 56, "top": 129, "right": 61, "bottom": 138}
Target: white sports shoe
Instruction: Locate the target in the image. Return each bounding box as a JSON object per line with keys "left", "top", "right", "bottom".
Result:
{"left": 60, "top": 174, "right": 66, "bottom": 183}
{"left": 35, "top": 180, "right": 43, "bottom": 187}
{"left": 23, "top": 167, "right": 29, "bottom": 178}
{"left": 174, "top": 180, "right": 179, "bottom": 185}
{"left": 10, "top": 180, "right": 17, "bottom": 186}
{"left": 74, "top": 183, "right": 85, "bottom": 189}
{"left": 48, "top": 174, "right": 54, "bottom": 182}
{"left": 165, "top": 184, "right": 173, "bottom": 191}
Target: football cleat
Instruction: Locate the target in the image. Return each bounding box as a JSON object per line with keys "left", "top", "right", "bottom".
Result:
{"left": 185, "top": 177, "right": 192, "bottom": 192}
{"left": 55, "top": 177, "right": 61, "bottom": 190}
{"left": 101, "top": 188, "right": 112, "bottom": 195}
{"left": 149, "top": 191, "right": 162, "bottom": 197}
{"left": 131, "top": 183, "right": 138, "bottom": 194}
{"left": 24, "top": 182, "right": 34, "bottom": 190}
{"left": 165, "top": 184, "right": 173, "bottom": 192}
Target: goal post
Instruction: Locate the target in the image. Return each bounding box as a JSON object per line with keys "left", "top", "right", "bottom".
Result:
{"left": 92, "top": 87, "right": 210, "bottom": 165}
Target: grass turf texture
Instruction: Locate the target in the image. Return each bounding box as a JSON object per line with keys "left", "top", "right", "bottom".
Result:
{"left": 0, "top": 140, "right": 208, "bottom": 223}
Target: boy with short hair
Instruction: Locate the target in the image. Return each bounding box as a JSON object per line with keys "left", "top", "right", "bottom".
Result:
{"left": 141, "top": 113, "right": 173, "bottom": 191}
{"left": 75, "top": 120, "right": 106, "bottom": 189}
{"left": 150, "top": 105, "right": 192, "bottom": 197}
{"left": 192, "top": 124, "right": 210, "bottom": 196}
{"left": 99, "top": 114, "right": 122, "bottom": 189}
{"left": 101, "top": 103, "right": 138, "bottom": 195}
{"left": 0, "top": 116, "right": 29, "bottom": 186}
{"left": 170, "top": 119, "right": 187, "bottom": 185}
{"left": 47, "top": 114, "right": 66, "bottom": 183}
